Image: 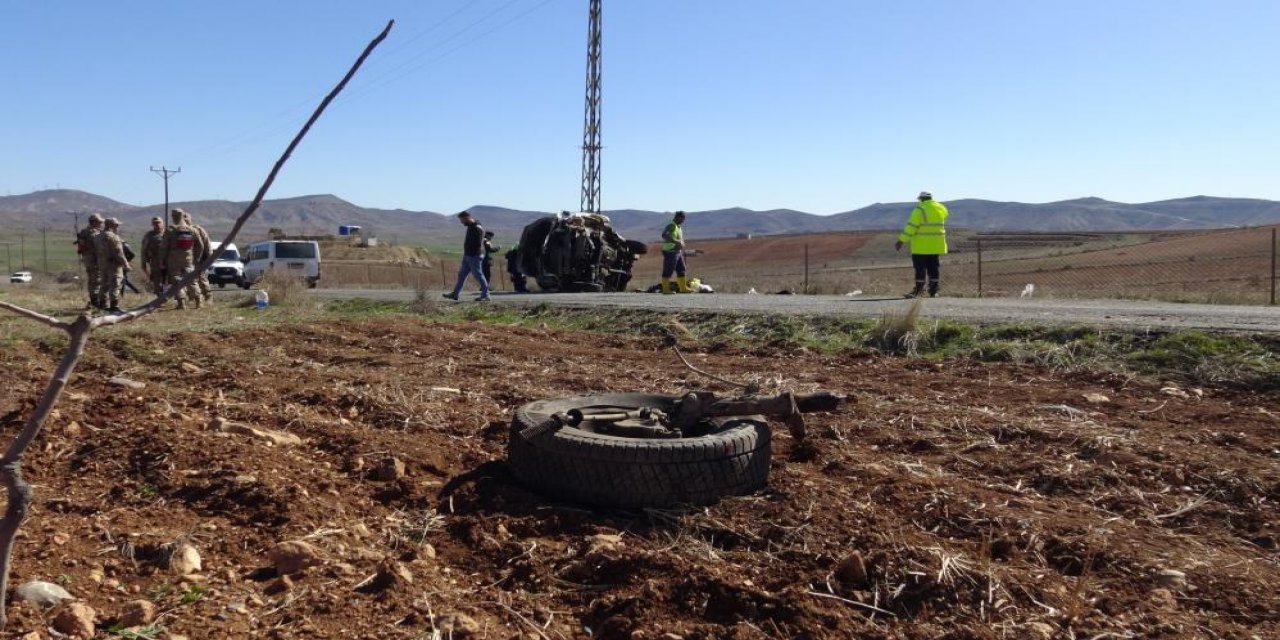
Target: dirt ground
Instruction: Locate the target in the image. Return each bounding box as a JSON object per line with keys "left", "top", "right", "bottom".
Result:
{"left": 0, "top": 317, "right": 1277, "bottom": 639}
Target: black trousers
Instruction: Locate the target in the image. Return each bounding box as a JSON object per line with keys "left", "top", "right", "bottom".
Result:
{"left": 911, "top": 254, "right": 941, "bottom": 294}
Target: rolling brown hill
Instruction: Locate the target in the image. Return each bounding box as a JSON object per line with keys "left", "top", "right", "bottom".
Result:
{"left": 4, "top": 189, "right": 1280, "bottom": 249}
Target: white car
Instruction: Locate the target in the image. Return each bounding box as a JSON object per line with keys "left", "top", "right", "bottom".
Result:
{"left": 9, "top": 271, "right": 32, "bottom": 284}
{"left": 205, "top": 243, "right": 246, "bottom": 289}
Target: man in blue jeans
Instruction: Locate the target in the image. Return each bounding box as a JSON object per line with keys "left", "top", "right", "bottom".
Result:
{"left": 442, "top": 211, "right": 491, "bottom": 301}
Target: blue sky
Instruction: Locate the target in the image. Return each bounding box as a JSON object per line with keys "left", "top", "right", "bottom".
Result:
{"left": 2, "top": 1, "right": 1277, "bottom": 214}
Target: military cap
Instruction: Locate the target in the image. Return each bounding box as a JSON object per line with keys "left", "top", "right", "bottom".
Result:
{"left": 104, "top": 217, "right": 121, "bottom": 226}
{"left": 151, "top": 216, "right": 163, "bottom": 223}
{"left": 88, "top": 213, "right": 104, "bottom": 223}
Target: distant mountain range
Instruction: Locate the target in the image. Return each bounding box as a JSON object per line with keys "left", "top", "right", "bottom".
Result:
{"left": 3, "top": 189, "right": 1279, "bottom": 246}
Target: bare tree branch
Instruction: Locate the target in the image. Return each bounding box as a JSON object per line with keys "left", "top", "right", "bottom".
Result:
{"left": 0, "top": 21, "right": 395, "bottom": 628}
{"left": 0, "top": 315, "right": 89, "bottom": 626}
{"left": 0, "top": 301, "right": 70, "bottom": 331}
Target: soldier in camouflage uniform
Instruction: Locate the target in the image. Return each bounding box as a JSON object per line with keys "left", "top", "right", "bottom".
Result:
{"left": 75, "top": 213, "right": 104, "bottom": 309}
{"left": 160, "top": 208, "right": 205, "bottom": 309}
{"left": 94, "top": 218, "right": 130, "bottom": 314}
{"left": 182, "top": 211, "right": 214, "bottom": 302}
{"left": 140, "top": 216, "right": 166, "bottom": 295}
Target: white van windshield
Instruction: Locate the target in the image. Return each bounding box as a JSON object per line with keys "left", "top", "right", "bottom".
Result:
{"left": 275, "top": 243, "right": 317, "bottom": 259}
{"left": 219, "top": 249, "right": 240, "bottom": 261}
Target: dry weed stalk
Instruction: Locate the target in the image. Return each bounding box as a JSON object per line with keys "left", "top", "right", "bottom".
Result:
{"left": 0, "top": 21, "right": 393, "bottom": 628}
{"left": 384, "top": 508, "right": 446, "bottom": 549}
{"left": 868, "top": 297, "right": 924, "bottom": 355}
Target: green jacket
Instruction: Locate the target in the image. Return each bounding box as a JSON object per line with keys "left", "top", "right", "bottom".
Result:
{"left": 898, "top": 199, "right": 949, "bottom": 255}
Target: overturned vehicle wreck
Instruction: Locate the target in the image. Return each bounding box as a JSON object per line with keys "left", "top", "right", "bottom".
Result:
{"left": 516, "top": 212, "right": 647, "bottom": 292}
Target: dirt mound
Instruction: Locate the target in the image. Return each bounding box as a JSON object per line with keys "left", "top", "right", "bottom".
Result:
{"left": 0, "top": 319, "right": 1276, "bottom": 638}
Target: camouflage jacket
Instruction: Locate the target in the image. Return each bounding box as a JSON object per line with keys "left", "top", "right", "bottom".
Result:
{"left": 192, "top": 224, "right": 213, "bottom": 263}
{"left": 95, "top": 230, "right": 128, "bottom": 270}
{"left": 160, "top": 223, "right": 205, "bottom": 267}
{"left": 141, "top": 229, "right": 165, "bottom": 270}
{"left": 76, "top": 227, "right": 100, "bottom": 260}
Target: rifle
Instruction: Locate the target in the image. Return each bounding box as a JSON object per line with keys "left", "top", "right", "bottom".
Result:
{"left": 120, "top": 274, "right": 141, "bottom": 296}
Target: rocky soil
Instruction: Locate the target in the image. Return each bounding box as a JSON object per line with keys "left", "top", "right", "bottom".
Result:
{"left": 0, "top": 318, "right": 1276, "bottom": 638}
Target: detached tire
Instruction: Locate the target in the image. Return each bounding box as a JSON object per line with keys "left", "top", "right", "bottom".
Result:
{"left": 508, "top": 393, "right": 771, "bottom": 508}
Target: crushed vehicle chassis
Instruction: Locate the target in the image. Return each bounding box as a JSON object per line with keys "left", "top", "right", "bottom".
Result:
{"left": 516, "top": 212, "right": 647, "bottom": 293}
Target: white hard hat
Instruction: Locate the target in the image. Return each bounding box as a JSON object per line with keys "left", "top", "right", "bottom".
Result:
{"left": 918, "top": 191, "right": 933, "bottom": 199}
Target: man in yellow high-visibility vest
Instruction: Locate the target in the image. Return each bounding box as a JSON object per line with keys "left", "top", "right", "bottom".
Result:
{"left": 660, "top": 210, "right": 689, "bottom": 294}
{"left": 894, "top": 191, "right": 950, "bottom": 298}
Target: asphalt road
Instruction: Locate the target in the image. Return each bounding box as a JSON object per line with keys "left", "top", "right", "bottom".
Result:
{"left": 306, "top": 288, "right": 1280, "bottom": 333}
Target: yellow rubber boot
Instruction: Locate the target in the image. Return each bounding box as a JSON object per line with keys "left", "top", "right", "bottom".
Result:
{"left": 676, "top": 276, "right": 692, "bottom": 293}
{"left": 660, "top": 279, "right": 673, "bottom": 294}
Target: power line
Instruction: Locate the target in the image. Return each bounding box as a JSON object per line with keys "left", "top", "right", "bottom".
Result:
{"left": 340, "top": 0, "right": 555, "bottom": 105}
{"left": 170, "top": 0, "right": 499, "bottom": 165}
{"left": 150, "top": 166, "right": 181, "bottom": 215}
{"left": 182, "top": 0, "right": 554, "bottom": 164}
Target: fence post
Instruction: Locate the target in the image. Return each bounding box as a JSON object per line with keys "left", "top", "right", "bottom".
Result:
{"left": 804, "top": 244, "right": 809, "bottom": 295}
{"left": 1271, "top": 228, "right": 1276, "bottom": 306}
{"left": 976, "top": 238, "right": 983, "bottom": 298}
{"left": 439, "top": 261, "right": 446, "bottom": 289}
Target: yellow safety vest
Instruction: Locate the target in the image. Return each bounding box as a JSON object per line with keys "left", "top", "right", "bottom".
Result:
{"left": 661, "top": 221, "right": 683, "bottom": 252}
{"left": 897, "top": 200, "right": 949, "bottom": 255}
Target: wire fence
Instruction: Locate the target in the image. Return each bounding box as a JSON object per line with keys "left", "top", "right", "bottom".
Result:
{"left": 642, "top": 226, "right": 1279, "bottom": 306}
{"left": 321, "top": 261, "right": 441, "bottom": 289}
{"left": 319, "top": 227, "right": 1280, "bottom": 306}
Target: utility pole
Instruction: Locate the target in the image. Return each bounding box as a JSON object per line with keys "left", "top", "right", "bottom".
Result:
{"left": 17, "top": 233, "right": 26, "bottom": 270}
{"left": 579, "top": 0, "right": 603, "bottom": 214}
{"left": 0, "top": 243, "right": 11, "bottom": 274}
{"left": 65, "top": 210, "right": 81, "bottom": 233}
{"left": 41, "top": 227, "right": 49, "bottom": 274}
{"left": 150, "top": 166, "right": 181, "bottom": 216}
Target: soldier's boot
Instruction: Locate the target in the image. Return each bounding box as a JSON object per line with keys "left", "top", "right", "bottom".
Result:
{"left": 905, "top": 281, "right": 925, "bottom": 299}
{"left": 928, "top": 279, "right": 940, "bottom": 298}
{"left": 176, "top": 298, "right": 187, "bottom": 310}
{"left": 87, "top": 294, "right": 100, "bottom": 310}
{"left": 676, "top": 276, "right": 693, "bottom": 293}
{"left": 660, "top": 279, "right": 673, "bottom": 295}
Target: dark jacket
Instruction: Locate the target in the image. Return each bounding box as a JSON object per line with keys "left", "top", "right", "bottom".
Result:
{"left": 463, "top": 222, "right": 484, "bottom": 257}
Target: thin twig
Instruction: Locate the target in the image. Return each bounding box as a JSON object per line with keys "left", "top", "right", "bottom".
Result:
{"left": 805, "top": 590, "right": 898, "bottom": 617}
{"left": 1153, "top": 494, "right": 1211, "bottom": 520}
{"left": 1137, "top": 401, "right": 1169, "bottom": 415}
{"left": 485, "top": 600, "right": 551, "bottom": 640}
{"left": 671, "top": 346, "right": 753, "bottom": 390}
